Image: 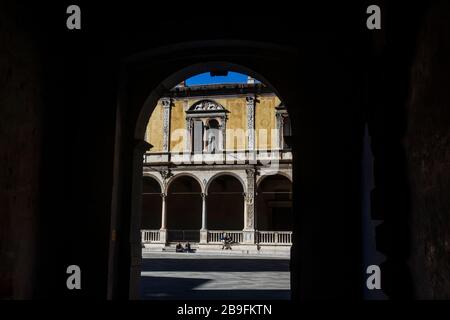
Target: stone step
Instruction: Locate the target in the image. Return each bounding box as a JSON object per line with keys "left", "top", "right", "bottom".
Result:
{"left": 142, "top": 243, "right": 291, "bottom": 256}
{"left": 162, "top": 242, "right": 199, "bottom": 252}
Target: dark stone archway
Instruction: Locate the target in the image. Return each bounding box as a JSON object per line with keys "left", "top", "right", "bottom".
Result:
{"left": 5, "top": 1, "right": 449, "bottom": 302}
{"left": 118, "top": 56, "right": 301, "bottom": 299}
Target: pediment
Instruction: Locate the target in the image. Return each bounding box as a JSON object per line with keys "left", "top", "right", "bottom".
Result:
{"left": 187, "top": 100, "right": 226, "bottom": 113}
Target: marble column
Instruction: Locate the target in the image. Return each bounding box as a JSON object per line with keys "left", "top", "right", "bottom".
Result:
{"left": 159, "top": 193, "right": 167, "bottom": 244}
{"left": 200, "top": 193, "right": 208, "bottom": 243}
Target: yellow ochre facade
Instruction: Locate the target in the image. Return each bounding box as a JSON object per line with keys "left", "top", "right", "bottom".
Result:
{"left": 145, "top": 84, "right": 283, "bottom": 153}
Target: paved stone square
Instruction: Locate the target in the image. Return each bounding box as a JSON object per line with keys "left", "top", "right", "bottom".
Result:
{"left": 140, "top": 252, "right": 291, "bottom": 300}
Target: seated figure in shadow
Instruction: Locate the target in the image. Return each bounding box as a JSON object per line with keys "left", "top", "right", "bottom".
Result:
{"left": 222, "top": 235, "right": 233, "bottom": 250}
{"left": 175, "top": 242, "right": 183, "bottom": 253}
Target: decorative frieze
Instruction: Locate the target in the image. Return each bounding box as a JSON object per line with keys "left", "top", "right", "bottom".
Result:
{"left": 244, "top": 168, "right": 256, "bottom": 230}
{"left": 246, "top": 96, "right": 255, "bottom": 151}
{"left": 191, "top": 100, "right": 225, "bottom": 111}
{"left": 161, "top": 98, "right": 172, "bottom": 152}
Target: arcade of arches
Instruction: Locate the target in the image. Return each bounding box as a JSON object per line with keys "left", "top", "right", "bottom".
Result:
{"left": 142, "top": 172, "right": 293, "bottom": 252}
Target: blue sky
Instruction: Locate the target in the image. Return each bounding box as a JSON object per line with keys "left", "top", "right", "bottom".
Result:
{"left": 185, "top": 72, "right": 249, "bottom": 86}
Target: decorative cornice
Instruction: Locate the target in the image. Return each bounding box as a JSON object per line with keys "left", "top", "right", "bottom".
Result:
{"left": 166, "top": 82, "right": 272, "bottom": 99}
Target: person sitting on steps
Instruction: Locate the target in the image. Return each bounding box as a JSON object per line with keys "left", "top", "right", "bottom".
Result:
{"left": 221, "top": 235, "right": 233, "bottom": 250}
{"left": 175, "top": 242, "right": 183, "bottom": 253}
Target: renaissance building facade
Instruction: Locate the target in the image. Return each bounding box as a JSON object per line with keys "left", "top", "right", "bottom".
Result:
{"left": 141, "top": 78, "right": 293, "bottom": 254}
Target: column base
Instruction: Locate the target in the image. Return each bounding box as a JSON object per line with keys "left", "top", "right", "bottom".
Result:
{"left": 242, "top": 229, "right": 256, "bottom": 244}
{"left": 200, "top": 229, "right": 208, "bottom": 244}
{"left": 159, "top": 229, "right": 167, "bottom": 244}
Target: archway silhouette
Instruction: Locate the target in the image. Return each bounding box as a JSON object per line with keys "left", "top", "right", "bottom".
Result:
{"left": 130, "top": 63, "right": 292, "bottom": 299}
{"left": 109, "top": 42, "right": 300, "bottom": 299}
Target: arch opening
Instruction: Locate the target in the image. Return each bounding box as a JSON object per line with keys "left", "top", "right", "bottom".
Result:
{"left": 141, "top": 176, "right": 162, "bottom": 230}
{"left": 207, "top": 175, "right": 244, "bottom": 230}
{"left": 257, "top": 174, "right": 293, "bottom": 231}
{"left": 166, "top": 175, "right": 202, "bottom": 242}
{"left": 132, "top": 59, "right": 294, "bottom": 301}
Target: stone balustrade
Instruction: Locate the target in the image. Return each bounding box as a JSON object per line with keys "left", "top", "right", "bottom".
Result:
{"left": 141, "top": 229, "right": 292, "bottom": 246}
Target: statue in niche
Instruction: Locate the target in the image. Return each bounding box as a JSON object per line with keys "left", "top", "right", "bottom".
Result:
{"left": 207, "top": 134, "right": 216, "bottom": 153}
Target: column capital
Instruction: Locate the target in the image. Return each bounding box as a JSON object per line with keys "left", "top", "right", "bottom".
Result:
{"left": 159, "top": 169, "right": 173, "bottom": 181}
{"left": 246, "top": 95, "right": 256, "bottom": 104}
{"left": 245, "top": 168, "right": 256, "bottom": 178}
{"left": 161, "top": 97, "right": 173, "bottom": 108}
{"left": 160, "top": 193, "right": 167, "bottom": 199}
{"left": 201, "top": 192, "right": 207, "bottom": 199}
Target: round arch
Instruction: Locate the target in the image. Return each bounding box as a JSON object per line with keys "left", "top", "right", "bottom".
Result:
{"left": 166, "top": 174, "right": 202, "bottom": 237}
{"left": 143, "top": 173, "right": 164, "bottom": 192}
{"left": 256, "top": 174, "right": 293, "bottom": 231}
{"left": 205, "top": 172, "right": 246, "bottom": 195}
{"left": 166, "top": 172, "right": 205, "bottom": 194}
{"left": 206, "top": 174, "right": 245, "bottom": 230}
{"left": 257, "top": 171, "right": 292, "bottom": 189}
{"left": 141, "top": 175, "right": 162, "bottom": 230}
